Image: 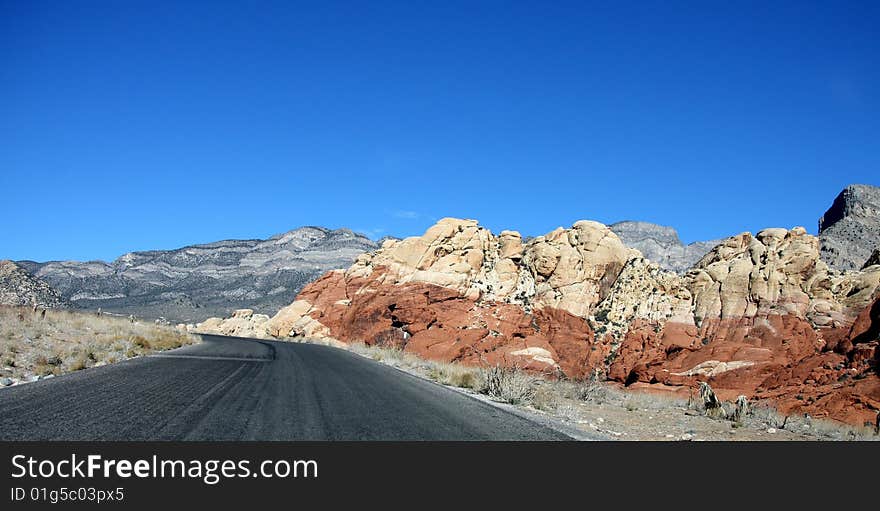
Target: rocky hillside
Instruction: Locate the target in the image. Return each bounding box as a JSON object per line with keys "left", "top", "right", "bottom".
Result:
{"left": 0, "top": 260, "right": 65, "bottom": 308}
{"left": 202, "top": 217, "right": 880, "bottom": 426}
{"left": 819, "top": 184, "right": 880, "bottom": 271}
{"left": 864, "top": 249, "right": 880, "bottom": 270}
{"left": 609, "top": 221, "right": 722, "bottom": 273}
{"left": 18, "top": 227, "right": 377, "bottom": 323}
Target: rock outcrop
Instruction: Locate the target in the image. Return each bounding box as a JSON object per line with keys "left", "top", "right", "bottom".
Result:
{"left": 687, "top": 227, "right": 878, "bottom": 323}
{"left": 18, "top": 227, "right": 378, "bottom": 323}
{"left": 606, "top": 227, "right": 880, "bottom": 426}
{"left": 863, "top": 249, "right": 880, "bottom": 270}
{"left": 257, "top": 218, "right": 880, "bottom": 426}
{"left": 0, "top": 260, "right": 65, "bottom": 308}
{"left": 609, "top": 221, "right": 723, "bottom": 274}
{"left": 193, "top": 308, "right": 272, "bottom": 339}
{"left": 819, "top": 184, "right": 880, "bottom": 271}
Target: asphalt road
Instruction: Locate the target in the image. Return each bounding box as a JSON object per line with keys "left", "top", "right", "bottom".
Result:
{"left": 0, "top": 335, "right": 571, "bottom": 440}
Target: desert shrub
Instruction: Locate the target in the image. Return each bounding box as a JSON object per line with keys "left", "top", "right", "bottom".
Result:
{"left": 130, "top": 336, "right": 151, "bottom": 350}
{"left": 69, "top": 355, "right": 89, "bottom": 372}
{"left": 530, "top": 383, "right": 559, "bottom": 411}
{"left": 478, "top": 366, "right": 536, "bottom": 405}
{"left": 142, "top": 330, "right": 191, "bottom": 351}
{"left": 427, "top": 363, "right": 481, "bottom": 389}
{"left": 750, "top": 406, "right": 789, "bottom": 430}
{"left": 575, "top": 380, "right": 616, "bottom": 405}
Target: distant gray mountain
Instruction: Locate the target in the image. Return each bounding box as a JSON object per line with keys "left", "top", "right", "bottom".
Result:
{"left": 609, "top": 221, "right": 723, "bottom": 273}
{"left": 0, "top": 260, "right": 65, "bottom": 308}
{"left": 818, "top": 184, "right": 880, "bottom": 271}
{"left": 18, "top": 227, "right": 378, "bottom": 323}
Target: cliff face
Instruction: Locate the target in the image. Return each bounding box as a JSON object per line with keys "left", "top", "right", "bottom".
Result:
{"left": 248, "top": 218, "right": 880, "bottom": 426}
{"left": 819, "top": 184, "right": 880, "bottom": 271}
{"left": 609, "top": 221, "right": 722, "bottom": 274}
{"left": 19, "top": 227, "right": 377, "bottom": 323}
{"left": 0, "top": 260, "right": 65, "bottom": 308}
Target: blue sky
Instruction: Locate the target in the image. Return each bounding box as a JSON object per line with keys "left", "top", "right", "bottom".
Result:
{"left": 1, "top": 1, "right": 878, "bottom": 262}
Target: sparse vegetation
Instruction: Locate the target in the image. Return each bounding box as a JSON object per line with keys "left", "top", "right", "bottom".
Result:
{"left": 530, "top": 382, "right": 560, "bottom": 412}
{"left": 0, "top": 306, "right": 199, "bottom": 385}
{"left": 335, "top": 339, "right": 878, "bottom": 441}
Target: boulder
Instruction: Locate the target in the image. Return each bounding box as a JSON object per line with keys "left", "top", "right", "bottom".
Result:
{"left": 194, "top": 311, "right": 271, "bottom": 339}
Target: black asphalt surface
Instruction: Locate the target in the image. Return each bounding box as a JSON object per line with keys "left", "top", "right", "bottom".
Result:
{"left": 0, "top": 335, "right": 571, "bottom": 440}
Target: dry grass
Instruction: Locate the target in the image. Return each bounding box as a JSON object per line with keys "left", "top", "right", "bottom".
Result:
{"left": 0, "top": 306, "right": 199, "bottom": 385}
{"left": 427, "top": 363, "right": 482, "bottom": 390}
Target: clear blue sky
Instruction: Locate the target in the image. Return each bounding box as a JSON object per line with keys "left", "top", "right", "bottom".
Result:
{"left": 2, "top": 1, "right": 878, "bottom": 262}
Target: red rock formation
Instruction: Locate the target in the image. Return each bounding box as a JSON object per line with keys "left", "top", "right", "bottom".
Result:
{"left": 291, "top": 267, "right": 603, "bottom": 378}
{"left": 605, "top": 299, "right": 880, "bottom": 426}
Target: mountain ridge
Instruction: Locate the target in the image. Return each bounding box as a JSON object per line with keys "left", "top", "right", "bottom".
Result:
{"left": 608, "top": 220, "right": 723, "bottom": 273}
{"left": 18, "top": 227, "right": 378, "bottom": 323}
{"left": 818, "top": 184, "right": 880, "bottom": 271}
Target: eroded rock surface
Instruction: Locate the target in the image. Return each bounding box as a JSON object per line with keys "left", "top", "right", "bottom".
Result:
{"left": 610, "top": 221, "right": 722, "bottom": 274}
{"left": 819, "top": 184, "right": 880, "bottom": 271}
{"left": 0, "top": 260, "right": 65, "bottom": 308}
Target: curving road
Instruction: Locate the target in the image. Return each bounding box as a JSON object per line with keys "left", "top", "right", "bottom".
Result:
{"left": 0, "top": 335, "right": 571, "bottom": 440}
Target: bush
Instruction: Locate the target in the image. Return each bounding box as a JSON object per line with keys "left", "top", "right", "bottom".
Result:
{"left": 576, "top": 380, "right": 614, "bottom": 405}
{"left": 478, "top": 366, "right": 536, "bottom": 405}
{"left": 70, "top": 356, "right": 89, "bottom": 372}
{"left": 130, "top": 336, "right": 151, "bottom": 349}
{"left": 427, "top": 363, "right": 481, "bottom": 389}
{"left": 531, "top": 383, "right": 558, "bottom": 411}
